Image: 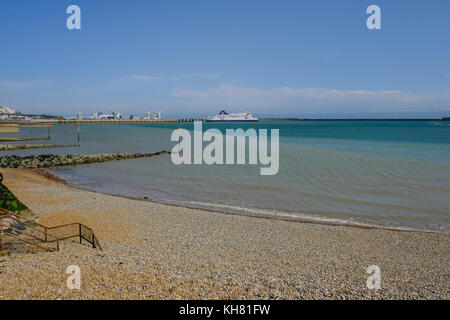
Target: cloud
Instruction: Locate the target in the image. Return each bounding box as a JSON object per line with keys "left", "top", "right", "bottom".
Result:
{"left": 106, "top": 73, "right": 219, "bottom": 89}
{"left": 0, "top": 79, "right": 53, "bottom": 89}
{"left": 122, "top": 73, "right": 218, "bottom": 83}
{"left": 169, "top": 74, "right": 219, "bottom": 81}
{"left": 171, "top": 85, "right": 450, "bottom": 113}
{"left": 127, "top": 74, "right": 164, "bottom": 82}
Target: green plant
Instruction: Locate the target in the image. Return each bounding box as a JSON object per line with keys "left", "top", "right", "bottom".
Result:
{"left": 0, "top": 183, "right": 28, "bottom": 212}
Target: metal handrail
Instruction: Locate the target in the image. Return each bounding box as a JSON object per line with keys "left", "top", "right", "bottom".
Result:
{"left": 0, "top": 215, "right": 59, "bottom": 252}
{"left": 46, "top": 222, "right": 102, "bottom": 251}
{"left": 0, "top": 208, "right": 102, "bottom": 251}
{"left": 1, "top": 230, "right": 55, "bottom": 252}
{"left": 0, "top": 208, "right": 47, "bottom": 230}
{"left": 0, "top": 214, "right": 56, "bottom": 240}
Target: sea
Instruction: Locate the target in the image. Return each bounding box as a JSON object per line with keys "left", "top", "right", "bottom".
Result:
{"left": 3, "top": 120, "right": 450, "bottom": 232}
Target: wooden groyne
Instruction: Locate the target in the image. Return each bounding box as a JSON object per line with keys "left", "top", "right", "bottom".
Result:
{"left": 0, "top": 137, "right": 51, "bottom": 142}
{"left": 0, "top": 144, "right": 66, "bottom": 151}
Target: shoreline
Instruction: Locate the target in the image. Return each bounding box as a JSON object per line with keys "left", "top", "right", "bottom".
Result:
{"left": 0, "top": 168, "right": 448, "bottom": 299}
{"left": 44, "top": 168, "right": 445, "bottom": 235}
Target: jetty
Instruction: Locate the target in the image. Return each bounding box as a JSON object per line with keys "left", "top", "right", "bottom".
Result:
{"left": 0, "top": 124, "right": 19, "bottom": 134}
{"left": 0, "top": 118, "right": 203, "bottom": 125}
{"left": 55, "top": 118, "right": 202, "bottom": 124}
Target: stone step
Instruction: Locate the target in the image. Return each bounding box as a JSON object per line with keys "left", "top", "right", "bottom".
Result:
{"left": 0, "top": 249, "right": 10, "bottom": 257}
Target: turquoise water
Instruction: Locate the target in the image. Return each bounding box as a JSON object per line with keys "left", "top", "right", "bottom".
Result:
{"left": 3, "top": 121, "right": 450, "bottom": 232}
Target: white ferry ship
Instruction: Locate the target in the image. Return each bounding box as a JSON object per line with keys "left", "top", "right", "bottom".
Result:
{"left": 206, "top": 110, "right": 258, "bottom": 122}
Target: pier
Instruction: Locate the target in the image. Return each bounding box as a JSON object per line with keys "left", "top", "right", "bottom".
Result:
{"left": 0, "top": 124, "right": 19, "bottom": 133}
{"left": 57, "top": 119, "right": 176, "bottom": 124}
{"left": 55, "top": 118, "right": 203, "bottom": 124}
{"left": 0, "top": 118, "right": 203, "bottom": 126}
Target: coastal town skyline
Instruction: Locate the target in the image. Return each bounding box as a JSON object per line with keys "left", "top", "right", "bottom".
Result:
{"left": 1, "top": 0, "right": 450, "bottom": 118}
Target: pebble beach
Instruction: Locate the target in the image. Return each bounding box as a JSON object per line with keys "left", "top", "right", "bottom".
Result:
{"left": 0, "top": 168, "right": 448, "bottom": 299}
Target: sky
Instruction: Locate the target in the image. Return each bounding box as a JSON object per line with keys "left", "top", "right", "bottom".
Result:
{"left": 0, "top": 0, "right": 449, "bottom": 118}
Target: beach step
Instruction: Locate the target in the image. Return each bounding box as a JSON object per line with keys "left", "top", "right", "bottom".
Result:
{"left": 0, "top": 256, "right": 10, "bottom": 273}
{"left": 0, "top": 248, "right": 10, "bottom": 271}
{"left": 1, "top": 231, "right": 53, "bottom": 254}
{"left": 0, "top": 233, "right": 46, "bottom": 255}
{"left": 0, "top": 249, "right": 10, "bottom": 257}
{"left": 1, "top": 209, "right": 59, "bottom": 253}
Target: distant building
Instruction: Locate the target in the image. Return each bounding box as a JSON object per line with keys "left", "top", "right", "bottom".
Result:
{"left": 0, "top": 105, "right": 19, "bottom": 120}
{"left": 144, "top": 111, "right": 161, "bottom": 120}
{"left": 90, "top": 110, "right": 123, "bottom": 120}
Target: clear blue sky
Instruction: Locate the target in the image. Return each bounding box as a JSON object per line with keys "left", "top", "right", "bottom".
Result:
{"left": 0, "top": 0, "right": 449, "bottom": 118}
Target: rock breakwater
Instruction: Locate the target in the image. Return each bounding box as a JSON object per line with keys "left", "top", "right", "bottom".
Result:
{"left": 0, "top": 151, "right": 169, "bottom": 168}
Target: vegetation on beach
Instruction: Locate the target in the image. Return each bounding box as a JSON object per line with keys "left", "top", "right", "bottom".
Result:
{"left": 0, "top": 182, "right": 28, "bottom": 212}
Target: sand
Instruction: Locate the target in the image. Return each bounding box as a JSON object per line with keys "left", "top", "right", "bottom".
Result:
{"left": 0, "top": 168, "right": 448, "bottom": 299}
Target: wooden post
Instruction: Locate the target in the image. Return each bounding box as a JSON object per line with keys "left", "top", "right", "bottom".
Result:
{"left": 47, "top": 124, "right": 50, "bottom": 139}
{"left": 77, "top": 124, "right": 80, "bottom": 147}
